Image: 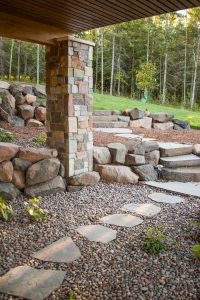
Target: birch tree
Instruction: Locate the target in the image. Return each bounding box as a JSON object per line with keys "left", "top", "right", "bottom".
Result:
{"left": 0, "top": 37, "right": 3, "bottom": 79}
{"left": 162, "top": 14, "right": 169, "bottom": 104}
{"left": 9, "top": 39, "right": 14, "bottom": 81}
{"left": 183, "top": 11, "right": 188, "bottom": 106}
{"left": 110, "top": 34, "right": 115, "bottom": 95}
{"left": 36, "top": 44, "right": 40, "bottom": 84}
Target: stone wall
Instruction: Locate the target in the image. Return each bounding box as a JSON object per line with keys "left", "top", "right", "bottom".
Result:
{"left": 46, "top": 37, "right": 94, "bottom": 179}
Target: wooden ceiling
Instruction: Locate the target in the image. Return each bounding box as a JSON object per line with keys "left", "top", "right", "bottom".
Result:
{"left": 0, "top": 0, "right": 200, "bottom": 44}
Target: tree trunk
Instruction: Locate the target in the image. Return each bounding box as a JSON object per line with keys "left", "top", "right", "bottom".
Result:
{"left": 17, "top": 41, "right": 21, "bottom": 82}
{"left": 36, "top": 44, "right": 40, "bottom": 85}
{"left": 117, "top": 38, "right": 121, "bottom": 97}
{"left": 147, "top": 17, "right": 150, "bottom": 63}
{"left": 110, "top": 34, "right": 115, "bottom": 95}
{"left": 190, "top": 29, "right": 200, "bottom": 110}
{"left": 100, "top": 29, "right": 104, "bottom": 94}
{"left": 0, "top": 37, "right": 3, "bottom": 79}
{"left": 24, "top": 45, "right": 27, "bottom": 79}
{"left": 183, "top": 11, "right": 188, "bottom": 106}
{"left": 130, "top": 44, "right": 135, "bottom": 99}
{"left": 94, "top": 33, "right": 99, "bottom": 92}
{"left": 9, "top": 40, "right": 14, "bottom": 81}
{"left": 162, "top": 14, "right": 169, "bottom": 104}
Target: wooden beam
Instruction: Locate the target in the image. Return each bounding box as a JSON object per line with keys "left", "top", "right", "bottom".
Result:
{"left": 0, "top": 11, "right": 71, "bottom": 45}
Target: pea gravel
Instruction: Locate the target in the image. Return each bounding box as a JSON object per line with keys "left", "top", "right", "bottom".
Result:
{"left": 0, "top": 182, "right": 199, "bottom": 300}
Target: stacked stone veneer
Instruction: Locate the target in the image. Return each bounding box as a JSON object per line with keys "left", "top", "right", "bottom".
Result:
{"left": 46, "top": 37, "right": 94, "bottom": 178}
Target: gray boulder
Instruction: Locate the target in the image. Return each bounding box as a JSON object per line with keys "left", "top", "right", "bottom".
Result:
{"left": 0, "top": 182, "right": 21, "bottom": 199}
{"left": 96, "top": 165, "right": 139, "bottom": 184}
{"left": 17, "top": 104, "right": 35, "bottom": 120}
{"left": 26, "top": 158, "right": 60, "bottom": 186}
{"left": 151, "top": 112, "right": 174, "bottom": 123}
{"left": 13, "top": 116, "right": 25, "bottom": 127}
{"left": 132, "top": 164, "right": 158, "bottom": 181}
{"left": 107, "top": 142, "right": 127, "bottom": 164}
{"left": 173, "top": 119, "right": 190, "bottom": 129}
{"left": 145, "top": 150, "right": 160, "bottom": 166}
{"left": 12, "top": 158, "right": 32, "bottom": 172}
{"left": 25, "top": 176, "right": 66, "bottom": 197}
{"left": 125, "top": 154, "right": 145, "bottom": 166}
{"left": 142, "top": 141, "right": 159, "bottom": 153}
{"left": 130, "top": 108, "right": 144, "bottom": 120}
{"left": 93, "top": 146, "right": 111, "bottom": 165}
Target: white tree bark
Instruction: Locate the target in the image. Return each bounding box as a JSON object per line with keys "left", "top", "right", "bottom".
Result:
{"left": 17, "top": 41, "right": 21, "bottom": 82}
{"left": 100, "top": 29, "right": 104, "bottom": 95}
{"left": 191, "top": 29, "right": 200, "bottom": 110}
{"left": 183, "top": 11, "right": 188, "bottom": 106}
{"left": 0, "top": 37, "right": 3, "bottom": 79}
{"left": 36, "top": 44, "right": 40, "bottom": 85}
{"left": 9, "top": 39, "right": 14, "bottom": 81}
{"left": 110, "top": 34, "right": 115, "bottom": 95}
{"left": 162, "top": 14, "right": 169, "bottom": 104}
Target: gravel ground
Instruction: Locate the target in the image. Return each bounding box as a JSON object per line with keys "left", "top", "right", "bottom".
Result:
{"left": 0, "top": 182, "right": 199, "bottom": 300}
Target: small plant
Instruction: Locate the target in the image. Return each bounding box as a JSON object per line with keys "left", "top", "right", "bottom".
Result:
{"left": 32, "top": 133, "right": 47, "bottom": 144}
{"left": 143, "top": 226, "right": 167, "bottom": 254}
{"left": 0, "top": 197, "right": 15, "bottom": 221}
{"left": 24, "top": 198, "right": 49, "bottom": 222}
{"left": 69, "top": 293, "right": 76, "bottom": 300}
{"left": 0, "top": 131, "right": 16, "bottom": 142}
{"left": 192, "top": 244, "right": 200, "bottom": 260}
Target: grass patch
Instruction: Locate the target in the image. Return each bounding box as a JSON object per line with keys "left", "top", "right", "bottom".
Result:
{"left": 93, "top": 93, "right": 200, "bottom": 129}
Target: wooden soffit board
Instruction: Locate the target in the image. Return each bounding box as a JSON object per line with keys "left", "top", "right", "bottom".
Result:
{"left": 0, "top": 0, "right": 200, "bottom": 44}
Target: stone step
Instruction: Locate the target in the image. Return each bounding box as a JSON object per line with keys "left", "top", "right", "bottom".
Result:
{"left": 93, "top": 115, "right": 118, "bottom": 122}
{"left": 160, "top": 166, "right": 200, "bottom": 182}
{"left": 93, "top": 121, "right": 129, "bottom": 128}
{"left": 160, "top": 154, "right": 200, "bottom": 168}
{"left": 159, "top": 142, "right": 192, "bottom": 157}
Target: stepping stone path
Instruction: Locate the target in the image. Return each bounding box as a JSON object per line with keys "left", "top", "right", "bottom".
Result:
{"left": 114, "top": 133, "right": 143, "bottom": 139}
{"left": 121, "top": 203, "right": 161, "bottom": 217}
{"left": 145, "top": 181, "right": 200, "bottom": 197}
{"left": 100, "top": 214, "right": 143, "bottom": 227}
{"left": 77, "top": 225, "right": 117, "bottom": 243}
{"left": 0, "top": 266, "right": 66, "bottom": 300}
{"left": 31, "top": 237, "right": 81, "bottom": 263}
{"left": 148, "top": 192, "right": 185, "bottom": 204}
{"left": 93, "top": 128, "right": 132, "bottom": 134}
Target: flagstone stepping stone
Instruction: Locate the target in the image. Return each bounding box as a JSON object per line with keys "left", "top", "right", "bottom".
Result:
{"left": 31, "top": 237, "right": 81, "bottom": 263}
{"left": 122, "top": 203, "right": 161, "bottom": 217}
{"left": 114, "top": 133, "right": 142, "bottom": 139}
{"left": 93, "top": 128, "right": 132, "bottom": 134}
{"left": 77, "top": 225, "right": 117, "bottom": 243}
{"left": 0, "top": 265, "right": 66, "bottom": 300}
{"left": 100, "top": 214, "right": 143, "bottom": 227}
{"left": 145, "top": 181, "right": 200, "bottom": 197}
{"left": 148, "top": 192, "right": 184, "bottom": 204}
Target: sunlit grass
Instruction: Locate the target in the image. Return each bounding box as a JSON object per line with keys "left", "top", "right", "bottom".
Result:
{"left": 93, "top": 93, "right": 200, "bottom": 129}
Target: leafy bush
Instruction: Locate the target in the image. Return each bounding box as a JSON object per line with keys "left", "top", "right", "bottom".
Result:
{"left": 0, "top": 197, "right": 15, "bottom": 221}
{"left": 0, "top": 132, "right": 16, "bottom": 142}
{"left": 32, "top": 133, "right": 47, "bottom": 144}
{"left": 24, "top": 197, "right": 49, "bottom": 222}
{"left": 192, "top": 244, "right": 200, "bottom": 260}
{"left": 143, "top": 226, "right": 167, "bottom": 254}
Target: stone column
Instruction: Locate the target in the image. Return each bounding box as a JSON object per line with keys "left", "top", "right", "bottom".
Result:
{"left": 46, "top": 37, "right": 94, "bottom": 178}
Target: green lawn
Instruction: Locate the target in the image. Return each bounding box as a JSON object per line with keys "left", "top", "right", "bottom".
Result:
{"left": 93, "top": 93, "right": 200, "bottom": 129}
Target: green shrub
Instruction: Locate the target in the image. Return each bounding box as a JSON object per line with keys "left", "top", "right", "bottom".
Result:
{"left": 0, "top": 197, "right": 15, "bottom": 221}
{"left": 143, "top": 226, "right": 167, "bottom": 254}
{"left": 69, "top": 293, "right": 76, "bottom": 300}
{"left": 24, "top": 197, "right": 49, "bottom": 222}
{"left": 32, "top": 133, "right": 47, "bottom": 144}
{"left": 192, "top": 244, "right": 200, "bottom": 260}
{"left": 0, "top": 132, "right": 16, "bottom": 142}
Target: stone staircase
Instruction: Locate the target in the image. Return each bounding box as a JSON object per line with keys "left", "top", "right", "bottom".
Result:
{"left": 159, "top": 143, "right": 200, "bottom": 182}
{"left": 93, "top": 110, "right": 129, "bottom": 128}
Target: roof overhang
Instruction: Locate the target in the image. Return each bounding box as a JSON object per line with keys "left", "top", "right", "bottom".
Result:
{"left": 0, "top": 0, "right": 200, "bottom": 45}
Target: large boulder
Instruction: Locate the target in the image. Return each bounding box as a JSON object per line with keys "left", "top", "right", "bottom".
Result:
{"left": 12, "top": 158, "right": 31, "bottom": 171}
{"left": 12, "top": 170, "right": 25, "bottom": 190}
{"left": 0, "top": 182, "right": 20, "bottom": 199}
{"left": 151, "top": 112, "right": 174, "bottom": 123}
{"left": 0, "top": 81, "right": 10, "bottom": 90}
{"left": 93, "top": 146, "right": 111, "bottom": 165}
{"left": 193, "top": 144, "right": 200, "bottom": 156}
{"left": 153, "top": 122, "right": 174, "bottom": 131}
{"left": 132, "top": 143, "right": 145, "bottom": 156}
{"left": 132, "top": 164, "right": 158, "bottom": 181}
{"left": 15, "top": 92, "right": 25, "bottom": 105}
{"left": 0, "top": 94, "right": 15, "bottom": 118}
{"left": 35, "top": 106, "right": 46, "bottom": 122}
{"left": 124, "top": 138, "right": 143, "bottom": 153}
{"left": 21, "top": 85, "right": 34, "bottom": 95}
{"left": 0, "top": 143, "right": 19, "bottom": 163}
{"left": 97, "top": 165, "right": 139, "bottom": 184}
{"left": 0, "top": 161, "right": 13, "bottom": 182}
{"left": 68, "top": 171, "right": 100, "bottom": 186}
{"left": 33, "top": 85, "right": 46, "bottom": 98}
{"left": 142, "top": 141, "right": 159, "bottom": 153}
{"left": 145, "top": 150, "right": 160, "bottom": 166}
{"left": 0, "top": 107, "right": 13, "bottom": 123}
{"left": 130, "top": 117, "right": 152, "bottom": 129}
{"left": 17, "top": 104, "right": 35, "bottom": 120}
{"left": 123, "top": 108, "right": 132, "bottom": 116}
{"left": 26, "top": 158, "right": 60, "bottom": 186}
{"left": 130, "top": 108, "right": 144, "bottom": 120}
{"left": 125, "top": 154, "right": 145, "bottom": 166}
{"left": 173, "top": 119, "right": 190, "bottom": 129}
{"left": 9, "top": 83, "right": 23, "bottom": 96}
{"left": 25, "top": 94, "right": 36, "bottom": 105}
{"left": 27, "top": 119, "right": 44, "bottom": 127}
{"left": 25, "top": 176, "right": 65, "bottom": 197}
{"left": 17, "top": 147, "right": 57, "bottom": 163}
{"left": 107, "top": 143, "right": 127, "bottom": 164}
{"left": 13, "top": 116, "right": 25, "bottom": 127}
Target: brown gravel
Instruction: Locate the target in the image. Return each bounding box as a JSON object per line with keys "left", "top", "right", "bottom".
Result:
{"left": 0, "top": 182, "right": 199, "bottom": 300}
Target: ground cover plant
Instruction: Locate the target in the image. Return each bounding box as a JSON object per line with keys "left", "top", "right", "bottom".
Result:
{"left": 24, "top": 197, "right": 49, "bottom": 222}
{"left": 0, "top": 131, "right": 16, "bottom": 142}
{"left": 0, "top": 197, "right": 15, "bottom": 221}
{"left": 32, "top": 132, "right": 47, "bottom": 144}
{"left": 93, "top": 93, "right": 200, "bottom": 129}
